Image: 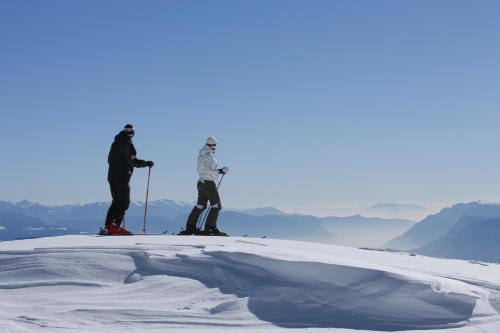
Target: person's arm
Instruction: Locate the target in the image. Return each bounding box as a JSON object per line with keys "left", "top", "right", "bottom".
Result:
{"left": 124, "top": 145, "right": 153, "bottom": 168}
{"left": 203, "top": 151, "right": 218, "bottom": 172}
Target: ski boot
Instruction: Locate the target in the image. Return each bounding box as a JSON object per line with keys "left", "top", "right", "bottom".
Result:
{"left": 102, "top": 222, "right": 132, "bottom": 235}
{"left": 203, "top": 227, "right": 228, "bottom": 236}
{"left": 178, "top": 225, "right": 202, "bottom": 235}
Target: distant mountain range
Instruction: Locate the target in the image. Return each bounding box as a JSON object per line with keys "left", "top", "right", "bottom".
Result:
{"left": 5, "top": 199, "right": 499, "bottom": 264}
{"left": 0, "top": 200, "right": 413, "bottom": 248}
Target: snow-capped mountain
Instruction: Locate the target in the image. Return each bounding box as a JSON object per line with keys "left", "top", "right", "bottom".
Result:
{"left": 0, "top": 235, "right": 499, "bottom": 332}
{"left": 0, "top": 199, "right": 193, "bottom": 223}
{"left": 384, "top": 201, "right": 500, "bottom": 250}
{"left": 0, "top": 200, "right": 286, "bottom": 222}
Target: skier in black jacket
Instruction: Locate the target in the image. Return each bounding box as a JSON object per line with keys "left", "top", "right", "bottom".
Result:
{"left": 103, "top": 124, "right": 154, "bottom": 235}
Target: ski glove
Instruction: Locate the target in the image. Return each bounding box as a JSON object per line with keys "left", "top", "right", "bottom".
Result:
{"left": 218, "top": 166, "right": 229, "bottom": 174}
{"left": 146, "top": 161, "right": 155, "bottom": 167}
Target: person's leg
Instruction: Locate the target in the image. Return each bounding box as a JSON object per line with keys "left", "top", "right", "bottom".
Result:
{"left": 112, "top": 183, "right": 130, "bottom": 228}
{"left": 105, "top": 182, "right": 118, "bottom": 227}
{"left": 185, "top": 182, "right": 208, "bottom": 233}
{"left": 204, "top": 181, "right": 221, "bottom": 230}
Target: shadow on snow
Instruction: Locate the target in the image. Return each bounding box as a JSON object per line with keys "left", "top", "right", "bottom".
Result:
{"left": 127, "top": 250, "right": 476, "bottom": 331}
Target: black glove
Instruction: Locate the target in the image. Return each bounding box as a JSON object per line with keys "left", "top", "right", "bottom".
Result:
{"left": 146, "top": 161, "right": 154, "bottom": 167}
{"left": 218, "top": 166, "right": 229, "bottom": 174}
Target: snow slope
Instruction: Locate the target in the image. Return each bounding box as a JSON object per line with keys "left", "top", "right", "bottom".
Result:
{"left": 1, "top": 235, "right": 500, "bottom": 332}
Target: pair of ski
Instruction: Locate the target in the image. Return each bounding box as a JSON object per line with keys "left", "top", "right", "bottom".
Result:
{"left": 97, "top": 228, "right": 229, "bottom": 237}
{"left": 178, "top": 229, "right": 229, "bottom": 237}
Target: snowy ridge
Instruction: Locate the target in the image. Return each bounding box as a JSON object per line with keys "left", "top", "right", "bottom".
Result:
{"left": 1, "top": 236, "right": 500, "bottom": 332}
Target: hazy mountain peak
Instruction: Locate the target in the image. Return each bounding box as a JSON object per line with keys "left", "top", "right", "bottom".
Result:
{"left": 232, "top": 206, "right": 287, "bottom": 216}
{"left": 15, "top": 200, "right": 39, "bottom": 208}
{"left": 416, "top": 215, "right": 500, "bottom": 262}
{"left": 385, "top": 201, "right": 500, "bottom": 251}
{"left": 366, "top": 203, "right": 429, "bottom": 212}
{"left": 363, "top": 203, "right": 431, "bottom": 221}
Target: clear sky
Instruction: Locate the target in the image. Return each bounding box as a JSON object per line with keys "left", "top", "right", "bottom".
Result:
{"left": 1, "top": 0, "right": 499, "bottom": 213}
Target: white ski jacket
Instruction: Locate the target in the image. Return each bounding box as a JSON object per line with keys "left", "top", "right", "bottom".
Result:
{"left": 197, "top": 145, "right": 219, "bottom": 182}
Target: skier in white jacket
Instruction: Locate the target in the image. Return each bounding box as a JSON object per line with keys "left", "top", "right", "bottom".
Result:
{"left": 181, "top": 137, "right": 229, "bottom": 235}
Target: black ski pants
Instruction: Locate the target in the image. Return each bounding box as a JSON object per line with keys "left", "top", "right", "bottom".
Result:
{"left": 105, "top": 181, "right": 130, "bottom": 227}
{"left": 186, "top": 180, "right": 221, "bottom": 230}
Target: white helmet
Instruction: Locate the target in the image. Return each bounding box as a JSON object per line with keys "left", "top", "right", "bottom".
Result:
{"left": 206, "top": 136, "right": 218, "bottom": 146}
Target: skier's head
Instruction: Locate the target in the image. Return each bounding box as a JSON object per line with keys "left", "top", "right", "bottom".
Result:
{"left": 122, "top": 124, "right": 135, "bottom": 138}
{"left": 206, "top": 136, "right": 217, "bottom": 151}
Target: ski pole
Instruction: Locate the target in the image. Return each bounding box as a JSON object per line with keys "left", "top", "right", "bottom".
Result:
{"left": 143, "top": 166, "right": 152, "bottom": 234}
{"left": 218, "top": 173, "right": 225, "bottom": 188}
{"left": 197, "top": 174, "right": 225, "bottom": 230}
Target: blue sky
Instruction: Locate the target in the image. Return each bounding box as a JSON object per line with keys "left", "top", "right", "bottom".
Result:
{"left": 1, "top": 0, "right": 499, "bottom": 213}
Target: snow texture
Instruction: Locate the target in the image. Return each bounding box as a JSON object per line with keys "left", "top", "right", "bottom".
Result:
{"left": 1, "top": 235, "right": 500, "bottom": 332}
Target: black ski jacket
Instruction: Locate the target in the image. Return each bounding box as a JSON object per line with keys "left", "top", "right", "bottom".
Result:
{"left": 107, "top": 131, "right": 148, "bottom": 184}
